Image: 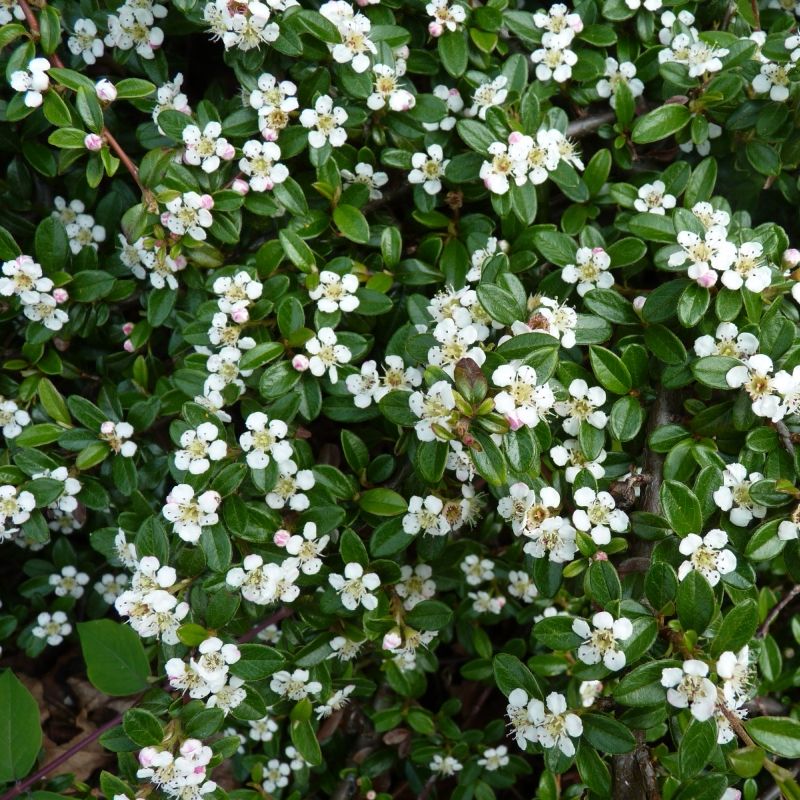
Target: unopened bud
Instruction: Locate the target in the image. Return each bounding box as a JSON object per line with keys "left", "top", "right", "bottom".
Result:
{"left": 273, "top": 529, "right": 291, "bottom": 547}
{"left": 594, "top": 551, "right": 609, "bottom": 561}
{"left": 220, "top": 142, "right": 236, "bottom": 161}
{"left": 632, "top": 296, "right": 646, "bottom": 312}
{"left": 382, "top": 631, "right": 402, "bottom": 650}
{"left": 783, "top": 248, "right": 800, "bottom": 269}
{"left": 292, "top": 354, "right": 309, "bottom": 371}
{"left": 52, "top": 288, "right": 69, "bottom": 304}
{"left": 100, "top": 420, "right": 115, "bottom": 435}
{"left": 123, "top": 339, "right": 134, "bottom": 352}
{"left": 95, "top": 79, "right": 117, "bottom": 102}
{"left": 506, "top": 414, "right": 524, "bottom": 431}
{"left": 231, "top": 307, "right": 249, "bottom": 324}
{"left": 84, "top": 133, "right": 103, "bottom": 152}
{"left": 696, "top": 270, "right": 717, "bottom": 288}
{"left": 122, "top": 322, "right": 134, "bottom": 335}
{"left": 428, "top": 21, "right": 444, "bottom": 37}
{"left": 199, "top": 194, "right": 214, "bottom": 210}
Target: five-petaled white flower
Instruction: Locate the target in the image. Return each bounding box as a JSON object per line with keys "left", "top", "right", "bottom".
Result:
{"left": 300, "top": 95, "right": 348, "bottom": 148}
{"left": 174, "top": 422, "right": 228, "bottom": 474}
{"left": 305, "top": 327, "right": 352, "bottom": 383}
{"left": 554, "top": 379, "right": 608, "bottom": 435}
{"left": 10, "top": 57, "right": 50, "bottom": 108}
{"left": 678, "top": 529, "right": 737, "bottom": 587}
{"left": 713, "top": 463, "right": 766, "bottom": 527}
{"left": 183, "top": 121, "right": 234, "bottom": 173}
{"left": 572, "top": 612, "right": 633, "bottom": 671}
{"left": 239, "top": 412, "right": 292, "bottom": 469}
{"left": 492, "top": 363, "right": 555, "bottom": 429}
{"left": 634, "top": 180, "right": 676, "bottom": 215}
{"left": 661, "top": 660, "right": 717, "bottom": 721}
{"left": 562, "top": 247, "right": 613, "bottom": 296}
{"left": 309, "top": 271, "right": 360, "bottom": 313}
{"left": 572, "top": 487, "right": 629, "bottom": 545}
{"left": 329, "top": 562, "right": 381, "bottom": 610}
{"left": 239, "top": 140, "right": 288, "bottom": 191}
{"left": 408, "top": 144, "right": 449, "bottom": 196}
{"left": 528, "top": 692, "right": 583, "bottom": 756}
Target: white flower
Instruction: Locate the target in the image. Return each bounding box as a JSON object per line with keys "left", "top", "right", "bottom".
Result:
{"left": 562, "top": 247, "right": 613, "bottom": 296}
{"left": 726, "top": 354, "right": 783, "bottom": 421}
{"left": 460, "top": 554, "right": 495, "bottom": 586}
{"left": 309, "top": 271, "right": 360, "bottom": 313}
{"left": 573, "top": 612, "right": 633, "bottom": 671}
{"left": 428, "top": 318, "right": 485, "bottom": 376}
{"left": 492, "top": 362, "right": 555, "bottom": 429}
{"left": 523, "top": 516, "right": 578, "bottom": 563}
{"left": 395, "top": 564, "right": 436, "bottom": 610}
{"left": 661, "top": 660, "right": 717, "bottom": 721}
{"left": 693, "top": 322, "right": 759, "bottom": 359}
{"left": 717, "top": 646, "right": 753, "bottom": 706}
{"left": 423, "top": 84, "right": 464, "bottom": 131}
{"left": 532, "top": 3, "right": 582, "bottom": 40}
{"left": 328, "top": 636, "right": 363, "bottom": 661}
{"left": 478, "top": 745, "right": 509, "bottom": 771}
{"left": 468, "top": 76, "right": 508, "bottom": 120}
{"left": 249, "top": 73, "right": 298, "bottom": 140}
{"left": 713, "top": 463, "right": 766, "bottom": 527}
{"left": 510, "top": 129, "right": 563, "bottom": 186}
{"left": 341, "top": 162, "right": 388, "bottom": 201}
{"left": 270, "top": 668, "right": 322, "bottom": 701}
{"left": 506, "top": 688, "right": 538, "bottom": 748}
{"left": 425, "top": 0, "right": 466, "bottom": 34}
{"left": 239, "top": 412, "right": 291, "bottom": 469}
{"left": 626, "top": 0, "right": 662, "bottom": 8}
{"left": 678, "top": 530, "right": 737, "bottom": 587}
{"left": 507, "top": 570, "right": 538, "bottom": 603}
{"left": 68, "top": 19, "right": 105, "bottom": 64}
{"left": 634, "top": 180, "right": 676, "bottom": 215}
{"left": 0, "top": 255, "right": 52, "bottom": 301}
{"left": 49, "top": 565, "right": 90, "bottom": 598}
{"left": 531, "top": 39, "right": 578, "bottom": 83}
{"left": 162, "top": 484, "right": 221, "bottom": 543}
{"left": 528, "top": 296, "right": 578, "bottom": 348}
{"left": 408, "top": 144, "right": 449, "bottom": 195}
{"left": 63, "top": 208, "right": 106, "bottom": 254}
{"left": 550, "top": 439, "right": 606, "bottom": 483}
{"left": 239, "top": 140, "right": 288, "bottom": 192}
{"left": 0, "top": 397, "right": 30, "bottom": 439}
{"left": 0, "top": 0, "right": 24, "bottom": 25}
{"left": 183, "top": 121, "right": 234, "bottom": 174}
{"left": 320, "top": 2, "right": 376, "bottom": 72}
{"left": 213, "top": 270, "right": 263, "bottom": 314}
{"left": 572, "top": 487, "right": 629, "bottom": 545}
{"left": 21, "top": 292, "right": 69, "bottom": 331}
{"left": 470, "top": 590, "right": 505, "bottom": 614}
{"left": 719, "top": 242, "right": 771, "bottom": 293}
{"left": 95, "top": 573, "right": 128, "bottom": 604}
{"left": 174, "top": 422, "right": 227, "bottom": 474}
{"left": 345, "top": 360, "right": 381, "bottom": 408}
{"left": 367, "top": 64, "right": 415, "bottom": 111}
{"left": 285, "top": 522, "right": 329, "bottom": 575}
{"left": 692, "top": 202, "right": 730, "bottom": 231}
{"left": 316, "top": 685, "right": 355, "bottom": 719}
{"left": 329, "top": 562, "right": 381, "bottom": 610}
{"left": 403, "top": 495, "right": 449, "bottom": 537}
{"left": 669, "top": 226, "right": 736, "bottom": 286}
{"left": 249, "top": 716, "right": 278, "bottom": 741}
{"left": 529, "top": 692, "right": 583, "bottom": 757}
{"left": 161, "top": 192, "right": 214, "bottom": 241}
{"left": 300, "top": 95, "right": 348, "bottom": 148}
{"left": 205, "top": 345, "right": 251, "bottom": 395}
{"left": 498, "top": 482, "right": 561, "bottom": 538}
{"left": 261, "top": 759, "right": 290, "bottom": 793}
{"left": 429, "top": 754, "right": 463, "bottom": 776}
{"left": 775, "top": 365, "right": 800, "bottom": 417}
{"left": 265, "top": 460, "right": 315, "bottom": 511}
{"left": 306, "top": 327, "right": 352, "bottom": 383}
{"left": 105, "top": 5, "right": 164, "bottom": 59}
{"left": 752, "top": 62, "right": 793, "bottom": 102}
{"left": 204, "top": 0, "right": 281, "bottom": 51}
{"left": 9, "top": 57, "right": 50, "bottom": 108}
{"left": 596, "top": 58, "right": 644, "bottom": 108}
{"left": 554, "top": 379, "right": 607, "bottom": 436}
{"left": 409, "top": 380, "right": 456, "bottom": 441}
{"left": 32, "top": 611, "right": 71, "bottom": 645}
{"left": 579, "top": 680, "right": 603, "bottom": 708}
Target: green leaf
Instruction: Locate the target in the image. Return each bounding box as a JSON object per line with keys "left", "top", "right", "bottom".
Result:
{"left": 333, "top": 204, "right": 370, "bottom": 244}
{"left": 290, "top": 718, "right": 322, "bottom": 766}
{"left": 279, "top": 229, "right": 315, "bottom": 272}
{"left": 359, "top": 488, "right": 407, "bottom": 516}
{"left": 414, "top": 440, "right": 448, "bottom": 484}
{"left": 35, "top": 217, "right": 69, "bottom": 272}
{"left": 230, "top": 644, "right": 285, "bottom": 681}
{"left": 238, "top": 342, "right": 284, "bottom": 371}
{"left": 631, "top": 104, "right": 691, "bottom": 144}
{"left": 493, "top": 653, "right": 542, "bottom": 699}
{"left": 122, "top": 708, "right": 164, "bottom": 747}
{"left": 405, "top": 600, "right": 453, "bottom": 631}
{"left": 583, "top": 289, "right": 638, "bottom": 325}
{"left": 677, "top": 283, "right": 710, "bottom": 328}
{"left": 677, "top": 571, "right": 715, "bottom": 634}
{"left": 660, "top": 480, "right": 702, "bottom": 536}
{"left": 745, "top": 717, "right": 800, "bottom": 758}
{"left": 77, "top": 619, "right": 151, "bottom": 696}
{"left": 585, "top": 560, "right": 621, "bottom": 605}
{"left": 589, "top": 345, "right": 632, "bottom": 395}
{"left": 582, "top": 714, "right": 636, "bottom": 754}
{"left": 691, "top": 356, "right": 740, "bottom": 390}
{"left": 439, "top": 30, "right": 468, "bottom": 77}
{"left": 470, "top": 430, "right": 507, "bottom": 486}
{"left": 37, "top": 378, "right": 70, "bottom": 426}
{"left": 576, "top": 742, "right": 611, "bottom": 795}
{"left": 644, "top": 324, "right": 687, "bottom": 365}
{"left": 609, "top": 396, "right": 645, "bottom": 442}
{"left": 477, "top": 283, "right": 524, "bottom": 325}
{"left": 614, "top": 659, "right": 677, "bottom": 706}
{"left": 0, "top": 670, "right": 42, "bottom": 782}
{"left": 679, "top": 718, "right": 717, "bottom": 779}
{"left": 114, "top": 78, "right": 156, "bottom": 99}
{"left": 533, "top": 616, "right": 582, "bottom": 650}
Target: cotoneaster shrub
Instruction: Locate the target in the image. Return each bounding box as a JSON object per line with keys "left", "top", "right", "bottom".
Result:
{"left": 3, "top": 0, "right": 800, "bottom": 799}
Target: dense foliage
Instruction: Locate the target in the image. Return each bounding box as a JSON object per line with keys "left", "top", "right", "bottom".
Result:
{"left": 4, "top": 0, "right": 800, "bottom": 798}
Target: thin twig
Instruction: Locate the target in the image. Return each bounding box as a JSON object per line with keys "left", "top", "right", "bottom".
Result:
{"left": 718, "top": 698, "right": 757, "bottom": 748}
{"left": 565, "top": 109, "right": 616, "bottom": 139}
{"left": 775, "top": 420, "right": 796, "bottom": 459}
{"left": 751, "top": 0, "right": 761, "bottom": 30}
{"left": 759, "top": 585, "right": 800, "bottom": 639}
{"left": 417, "top": 775, "right": 437, "bottom": 800}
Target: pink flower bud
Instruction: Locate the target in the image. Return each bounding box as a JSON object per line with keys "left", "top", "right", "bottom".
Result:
{"left": 569, "top": 17, "right": 584, "bottom": 33}
{"left": 428, "top": 21, "right": 444, "bottom": 37}
{"left": 261, "top": 127, "right": 279, "bottom": 142}
{"left": 122, "top": 322, "right": 134, "bottom": 335}
{"left": 783, "top": 248, "right": 800, "bottom": 268}
{"left": 199, "top": 194, "right": 214, "bottom": 210}
{"left": 496, "top": 596, "right": 507, "bottom": 608}
{"left": 52, "top": 288, "right": 69, "bottom": 303}
{"left": 594, "top": 551, "right": 609, "bottom": 561}
{"left": 508, "top": 131, "right": 524, "bottom": 145}
{"left": 696, "top": 271, "right": 717, "bottom": 288}
{"left": 84, "top": 133, "right": 103, "bottom": 152}
{"left": 506, "top": 414, "right": 524, "bottom": 431}
{"left": 231, "top": 307, "right": 249, "bottom": 324}
{"left": 632, "top": 296, "right": 646, "bottom": 312}
{"left": 292, "top": 354, "right": 309, "bottom": 372}
{"left": 396, "top": 46, "right": 410, "bottom": 59}
{"left": 174, "top": 255, "right": 188, "bottom": 269}
{"left": 592, "top": 247, "right": 605, "bottom": 255}
{"left": 382, "top": 631, "right": 402, "bottom": 650}
{"left": 160, "top": 212, "right": 170, "bottom": 226}
{"left": 180, "top": 739, "right": 203, "bottom": 756}
{"left": 220, "top": 143, "right": 236, "bottom": 161}
{"left": 138, "top": 747, "right": 157, "bottom": 767}
{"left": 273, "top": 529, "right": 291, "bottom": 547}
{"left": 53, "top": 337, "right": 68, "bottom": 352}
{"left": 95, "top": 79, "right": 117, "bottom": 102}
{"left": 123, "top": 339, "right": 134, "bottom": 353}
{"left": 100, "top": 421, "right": 115, "bottom": 435}
{"left": 231, "top": 178, "right": 250, "bottom": 195}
